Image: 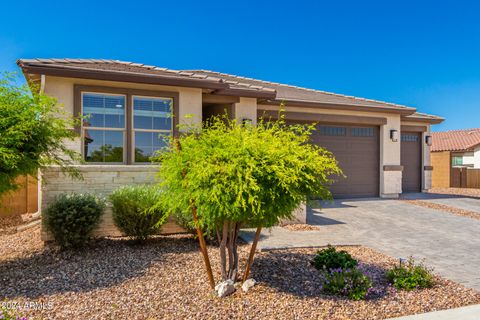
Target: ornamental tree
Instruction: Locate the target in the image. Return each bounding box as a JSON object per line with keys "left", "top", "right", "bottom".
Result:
{"left": 0, "top": 73, "right": 81, "bottom": 196}
{"left": 156, "top": 114, "right": 342, "bottom": 285}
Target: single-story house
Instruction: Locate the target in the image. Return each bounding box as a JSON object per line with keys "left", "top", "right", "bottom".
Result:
{"left": 431, "top": 129, "right": 480, "bottom": 188}
{"left": 17, "top": 58, "right": 443, "bottom": 235}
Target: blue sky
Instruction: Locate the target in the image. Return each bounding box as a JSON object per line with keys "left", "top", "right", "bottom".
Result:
{"left": 1, "top": 0, "right": 479, "bottom": 131}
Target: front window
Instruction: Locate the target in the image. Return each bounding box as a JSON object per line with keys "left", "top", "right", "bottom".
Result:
{"left": 452, "top": 156, "right": 463, "bottom": 166}
{"left": 133, "top": 96, "right": 172, "bottom": 163}
{"left": 83, "top": 93, "right": 125, "bottom": 163}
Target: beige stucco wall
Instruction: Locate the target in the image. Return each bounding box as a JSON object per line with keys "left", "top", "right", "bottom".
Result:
{"left": 259, "top": 104, "right": 403, "bottom": 197}
{"left": 234, "top": 97, "right": 258, "bottom": 125}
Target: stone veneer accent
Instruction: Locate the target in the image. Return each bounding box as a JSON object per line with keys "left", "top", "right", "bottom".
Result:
{"left": 41, "top": 165, "right": 185, "bottom": 241}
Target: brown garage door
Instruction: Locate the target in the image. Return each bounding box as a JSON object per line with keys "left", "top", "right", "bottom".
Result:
{"left": 401, "top": 132, "right": 422, "bottom": 192}
{"left": 310, "top": 124, "right": 380, "bottom": 198}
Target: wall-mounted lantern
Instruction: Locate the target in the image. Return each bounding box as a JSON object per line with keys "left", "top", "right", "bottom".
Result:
{"left": 425, "top": 135, "right": 432, "bottom": 146}
{"left": 390, "top": 129, "right": 399, "bottom": 142}
{"left": 242, "top": 118, "right": 253, "bottom": 126}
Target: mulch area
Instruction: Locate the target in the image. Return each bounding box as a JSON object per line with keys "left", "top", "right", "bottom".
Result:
{"left": 402, "top": 199, "right": 480, "bottom": 221}
{"left": 429, "top": 187, "right": 480, "bottom": 198}
{"left": 1, "top": 226, "right": 479, "bottom": 320}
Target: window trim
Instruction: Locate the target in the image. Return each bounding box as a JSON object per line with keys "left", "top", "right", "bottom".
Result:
{"left": 131, "top": 94, "right": 174, "bottom": 164}
{"left": 74, "top": 85, "right": 179, "bottom": 165}
{"left": 82, "top": 91, "right": 127, "bottom": 164}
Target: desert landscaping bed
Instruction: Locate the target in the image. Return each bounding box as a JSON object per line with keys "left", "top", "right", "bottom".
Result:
{"left": 402, "top": 199, "right": 480, "bottom": 221}
{"left": 429, "top": 187, "right": 480, "bottom": 198}
{"left": 1, "top": 226, "right": 479, "bottom": 320}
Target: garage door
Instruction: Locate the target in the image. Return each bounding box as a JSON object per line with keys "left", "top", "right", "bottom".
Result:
{"left": 401, "top": 132, "right": 422, "bottom": 192}
{"left": 310, "top": 124, "right": 380, "bottom": 198}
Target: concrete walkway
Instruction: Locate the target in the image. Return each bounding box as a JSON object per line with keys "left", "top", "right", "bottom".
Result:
{"left": 388, "top": 304, "right": 480, "bottom": 319}
{"left": 240, "top": 197, "right": 480, "bottom": 291}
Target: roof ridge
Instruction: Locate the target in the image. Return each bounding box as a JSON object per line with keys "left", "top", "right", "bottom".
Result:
{"left": 183, "top": 69, "right": 414, "bottom": 109}
{"left": 432, "top": 128, "right": 480, "bottom": 133}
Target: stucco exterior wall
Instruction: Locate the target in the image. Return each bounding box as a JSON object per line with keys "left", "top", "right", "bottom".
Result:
{"left": 431, "top": 151, "right": 451, "bottom": 188}
{"left": 234, "top": 97, "right": 258, "bottom": 125}
{"left": 472, "top": 147, "right": 480, "bottom": 168}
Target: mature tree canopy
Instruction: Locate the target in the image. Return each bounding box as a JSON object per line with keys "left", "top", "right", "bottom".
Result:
{"left": 156, "top": 114, "right": 342, "bottom": 283}
{"left": 0, "top": 73, "right": 81, "bottom": 196}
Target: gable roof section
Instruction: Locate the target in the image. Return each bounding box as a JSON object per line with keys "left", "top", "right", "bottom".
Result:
{"left": 402, "top": 112, "right": 444, "bottom": 124}
{"left": 431, "top": 128, "right": 480, "bottom": 152}
{"left": 17, "top": 58, "right": 440, "bottom": 118}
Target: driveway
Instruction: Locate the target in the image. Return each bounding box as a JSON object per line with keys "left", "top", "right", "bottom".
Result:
{"left": 240, "top": 197, "right": 480, "bottom": 291}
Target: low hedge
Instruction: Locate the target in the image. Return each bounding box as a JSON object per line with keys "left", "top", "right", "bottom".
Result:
{"left": 44, "top": 193, "right": 105, "bottom": 249}
{"left": 109, "top": 185, "right": 168, "bottom": 242}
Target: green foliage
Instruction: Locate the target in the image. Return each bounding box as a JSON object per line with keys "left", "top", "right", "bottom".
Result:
{"left": 155, "top": 113, "right": 342, "bottom": 231}
{"left": 386, "top": 257, "right": 435, "bottom": 290}
{"left": 109, "top": 185, "right": 168, "bottom": 242}
{"left": 0, "top": 305, "right": 27, "bottom": 320}
{"left": 44, "top": 193, "right": 105, "bottom": 249}
{"left": 0, "top": 73, "right": 82, "bottom": 196}
{"left": 323, "top": 267, "right": 373, "bottom": 300}
{"left": 312, "top": 246, "right": 358, "bottom": 271}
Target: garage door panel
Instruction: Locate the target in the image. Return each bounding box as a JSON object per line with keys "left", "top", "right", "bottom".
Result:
{"left": 401, "top": 132, "right": 422, "bottom": 192}
{"left": 314, "top": 125, "right": 380, "bottom": 198}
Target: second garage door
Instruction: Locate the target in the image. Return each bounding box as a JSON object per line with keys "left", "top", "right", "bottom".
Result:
{"left": 311, "top": 124, "right": 380, "bottom": 198}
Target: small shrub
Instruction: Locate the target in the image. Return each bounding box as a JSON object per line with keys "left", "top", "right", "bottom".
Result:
{"left": 110, "top": 185, "right": 168, "bottom": 242}
{"left": 44, "top": 193, "right": 105, "bottom": 249}
{"left": 312, "top": 246, "right": 358, "bottom": 271}
{"left": 323, "top": 267, "right": 373, "bottom": 300}
{"left": 386, "top": 257, "right": 435, "bottom": 290}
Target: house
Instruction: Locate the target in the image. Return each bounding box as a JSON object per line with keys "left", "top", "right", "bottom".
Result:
{"left": 17, "top": 58, "right": 443, "bottom": 234}
{"left": 431, "top": 129, "right": 480, "bottom": 188}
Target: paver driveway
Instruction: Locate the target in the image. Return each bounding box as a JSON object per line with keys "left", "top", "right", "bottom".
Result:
{"left": 240, "top": 197, "right": 480, "bottom": 291}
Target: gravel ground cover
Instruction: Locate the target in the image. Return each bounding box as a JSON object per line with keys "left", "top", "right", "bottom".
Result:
{"left": 1, "top": 226, "right": 479, "bottom": 320}
{"left": 429, "top": 187, "right": 480, "bottom": 198}
{"left": 282, "top": 223, "right": 320, "bottom": 231}
{"left": 402, "top": 200, "right": 480, "bottom": 221}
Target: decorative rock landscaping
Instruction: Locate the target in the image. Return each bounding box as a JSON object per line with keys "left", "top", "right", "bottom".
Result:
{"left": 1, "top": 226, "right": 479, "bottom": 319}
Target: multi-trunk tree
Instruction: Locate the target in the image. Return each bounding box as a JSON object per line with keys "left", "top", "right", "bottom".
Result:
{"left": 156, "top": 114, "right": 342, "bottom": 287}
{"left": 0, "top": 73, "right": 81, "bottom": 197}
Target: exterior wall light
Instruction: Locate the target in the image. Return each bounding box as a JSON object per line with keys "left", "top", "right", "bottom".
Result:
{"left": 425, "top": 135, "right": 432, "bottom": 146}
{"left": 390, "top": 129, "right": 399, "bottom": 142}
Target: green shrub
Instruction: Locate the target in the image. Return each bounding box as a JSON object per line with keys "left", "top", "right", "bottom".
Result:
{"left": 386, "top": 257, "right": 435, "bottom": 290}
{"left": 323, "top": 267, "right": 373, "bottom": 300}
{"left": 0, "top": 305, "right": 27, "bottom": 320}
{"left": 44, "top": 193, "right": 105, "bottom": 249}
{"left": 109, "top": 185, "right": 168, "bottom": 242}
{"left": 312, "top": 246, "right": 358, "bottom": 271}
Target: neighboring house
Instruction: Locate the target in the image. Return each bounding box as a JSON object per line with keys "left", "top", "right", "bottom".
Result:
{"left": 17, "top": 59, "right": 443, "bottom": 233}
{"left": 431, "top": 129, "right": 480, "bottom": 187}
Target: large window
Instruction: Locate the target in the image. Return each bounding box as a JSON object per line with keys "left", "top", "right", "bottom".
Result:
{"left": 80, "top": 89, "right": 174, "bottom": 164}
{"left": 133, "top": 96, "right": 172, "bottom": 163}
{"left": 83, "top": 93, "right": 126, "bottom": 163}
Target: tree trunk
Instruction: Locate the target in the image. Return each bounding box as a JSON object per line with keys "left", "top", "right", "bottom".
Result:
{"left": 219, "top": 222, "right": 229, "bottom": 280}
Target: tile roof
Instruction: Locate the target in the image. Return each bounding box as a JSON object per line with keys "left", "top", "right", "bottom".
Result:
{"left": 184, "top": 69, "right": 415, "bottom": 111}
{"left": 403, "top": 112, "right": 444, "bottom": 123}
{"left": 17, "top": 58, "right": 438, "bottom": 117}
{"left": 431, "top": 128, "right": 480, "bottom": 152}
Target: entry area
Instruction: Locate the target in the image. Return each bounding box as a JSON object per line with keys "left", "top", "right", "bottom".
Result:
{"left": 310, "top": 124, "right": 380, "bottom": 198}
{"left": 401, "top": 132, "right": 422, "bottom": 192}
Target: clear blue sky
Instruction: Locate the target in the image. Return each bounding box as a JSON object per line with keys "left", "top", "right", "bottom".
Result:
{"left": 1, "top": 0, "right": 479, "bottom": 132}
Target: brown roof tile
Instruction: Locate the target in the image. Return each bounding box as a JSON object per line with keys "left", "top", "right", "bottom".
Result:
{"left": 431, "top": 128, "right": 480, "bottom": 152}
{"left": 17, "top": 58, "right": 440, "bottom": 117}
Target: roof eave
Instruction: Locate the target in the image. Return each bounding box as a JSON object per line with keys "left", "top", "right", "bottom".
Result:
{"left": 401, "top": 115, "right": 445, "bottom": 124}
{"left": 17, "top": 62, "right": 229, "bottom": 90}
{"left": 259, "top": 99, "right": 416, "bottom": 115}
